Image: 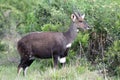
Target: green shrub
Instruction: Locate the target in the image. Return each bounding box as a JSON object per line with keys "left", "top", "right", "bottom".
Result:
{"left": 41, "top": 24, "right": 60, "bottom": 32}
{"left": 0, "top": 41, "right": 6, "bottom": 51}
{"left": 106, "top": 40, "right": 120, "bottom": 75}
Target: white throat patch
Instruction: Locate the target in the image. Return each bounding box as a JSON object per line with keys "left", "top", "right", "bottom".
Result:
{"left": 66, "top": 43, "right": 72, "bottom": 48}
{"left": 58, "top": 57, "right": 66, "bottom": 63}
{"left": 77, "top": 29, "right": 79, "bottom": 32}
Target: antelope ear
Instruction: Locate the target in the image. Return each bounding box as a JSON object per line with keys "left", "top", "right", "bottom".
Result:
{"left": 71, "top": 14, "right": 76, "bottom": 22}
{"left": 81, "top": 14, "right": 85, "bottom": 19}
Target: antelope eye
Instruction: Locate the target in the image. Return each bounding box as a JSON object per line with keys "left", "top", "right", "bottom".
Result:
{"left": 79, "top": 21, "right": 83, "bottom": 23}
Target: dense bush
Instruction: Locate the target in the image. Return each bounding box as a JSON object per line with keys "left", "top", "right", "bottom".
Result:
{"left": 84, "top": 0, "right": 120, "bottom": 75}
{"left": 106, "top": 40, "right": 120, "bottom": 75}
{"left": 0, "top": 41, "right": 6, "bottom": 51}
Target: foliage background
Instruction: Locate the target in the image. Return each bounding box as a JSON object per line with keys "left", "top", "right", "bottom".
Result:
{"left": 0, "top": 0, "right": 120, "bottom": 80}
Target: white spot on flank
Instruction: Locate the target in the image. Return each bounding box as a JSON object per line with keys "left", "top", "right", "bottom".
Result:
{"left": 58, "top": 57, "right": 66, "bottom": 63}
{"left": 66, "top": 43, "right": 72, "bottom": 48}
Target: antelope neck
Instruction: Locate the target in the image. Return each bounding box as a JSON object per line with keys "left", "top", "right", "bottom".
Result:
{"left": 63, "top": 22, "right": 78, "bottom": 43}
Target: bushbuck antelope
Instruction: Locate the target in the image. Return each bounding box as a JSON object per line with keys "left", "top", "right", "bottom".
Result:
{"left": 17, "top": 12, "right": 90, "bottom": 76}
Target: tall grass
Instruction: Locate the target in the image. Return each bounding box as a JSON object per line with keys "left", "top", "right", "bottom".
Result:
{"left": 0, "top": 59, "right": 105, "bottom": 80}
